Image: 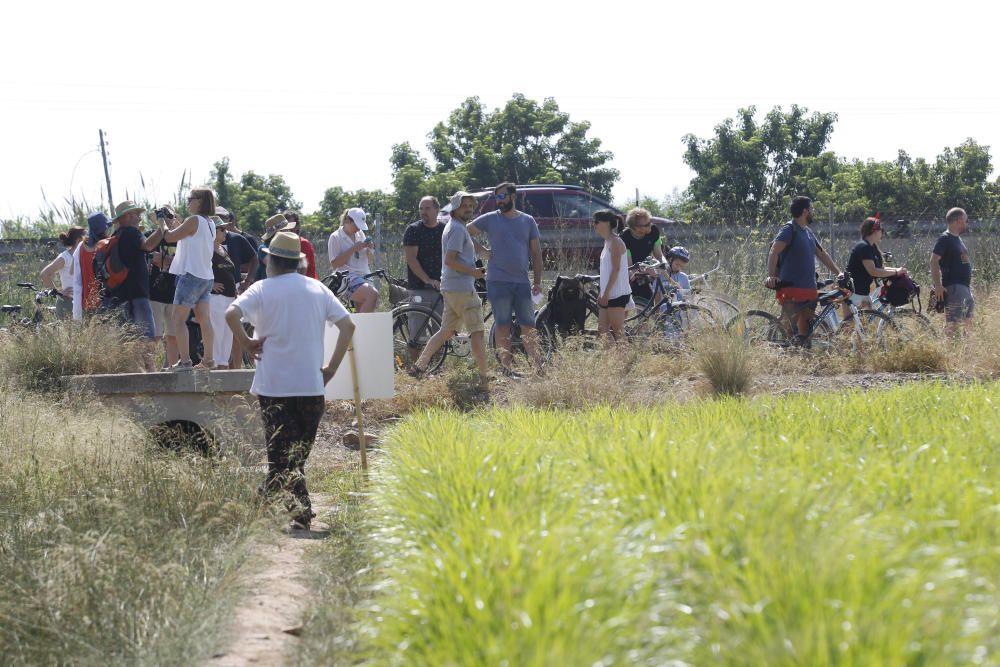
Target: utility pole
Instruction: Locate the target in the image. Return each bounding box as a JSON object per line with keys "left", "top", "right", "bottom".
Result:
{"left": 635, "top": 188, "right": 640, "bottom": 207}
{"left": 99, "top": 130, "right": 114, "bottom": 210}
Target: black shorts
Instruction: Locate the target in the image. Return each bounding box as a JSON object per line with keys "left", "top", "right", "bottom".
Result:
{"left": 601, "top": 294, "right": 631, "bottom": 309}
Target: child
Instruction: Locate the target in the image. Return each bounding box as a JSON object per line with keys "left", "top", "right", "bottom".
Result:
{"left": 663, "top": 246, "right": 692, "bottom": 300}
{"left": 593, "top": 209, "right": 631, "bottom": 343}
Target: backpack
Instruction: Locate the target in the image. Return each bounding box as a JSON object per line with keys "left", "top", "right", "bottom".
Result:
{"left": 93, "top": 233, "right": 129, "bottom": 295}
{"left": 544, "top": 276, "right": 588, "bottom": 335}
{"left": 879, "top": 275, "right": 921, "bottom": 310}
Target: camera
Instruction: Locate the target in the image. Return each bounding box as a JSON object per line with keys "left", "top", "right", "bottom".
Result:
{"left": 154, "top": 206, "right": 173, "bottom": 220}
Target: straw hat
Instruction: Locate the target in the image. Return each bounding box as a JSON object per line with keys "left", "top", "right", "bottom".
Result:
{"left": 112, "top": 200, "right": 145, "bottom": 221}
{"left": 263, "top": 231, "right": 305, "bottom": 259}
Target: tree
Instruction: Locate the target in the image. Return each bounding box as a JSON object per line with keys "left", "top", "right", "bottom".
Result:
{"left": 205, "top": 159, "right": 302, "bottom": 234}
{"left": 682, "top": 105, "right": 838, "bottom": 224}
{"left": 408, "top": 93, "right": 619, "bottom": 203}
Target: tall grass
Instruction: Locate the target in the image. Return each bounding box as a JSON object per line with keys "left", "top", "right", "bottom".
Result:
{"left": 299, "top": 383, "right": 1000, "bottom": 665}
{"left": 0, "top": 318, "right": 150, "bottom": 391}
{"left": 0, "top": 390, "right": 266, "bottom": 665}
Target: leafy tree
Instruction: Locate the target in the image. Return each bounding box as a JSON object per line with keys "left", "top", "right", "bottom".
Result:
{"left": 682, "top": 105, "right": 838, "bottom": 224}
{"left": 206, "top": 159, "right": 302, "bottom": 234}
{"left": 415, "top": 94, "right": 619, "bottom": 200}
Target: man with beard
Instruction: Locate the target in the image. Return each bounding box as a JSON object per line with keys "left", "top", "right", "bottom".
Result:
{"left": 764, "top": 196, "right": 841, "bottom": 346}
{"left": 408, "top": 192, "right": 489, "bottom": 393}
{"left": 468, "top": 182, "right": 544, "bottom": 374}
{"left": 402, "top": 196, "right": 445, "bottom": 362}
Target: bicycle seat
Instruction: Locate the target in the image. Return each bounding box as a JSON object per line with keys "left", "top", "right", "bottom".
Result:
{"left": 818, "top": 289, "right": 843, "bottom": 305}
{"left": 1, "top": 305, "right": 23, "bottom": 314}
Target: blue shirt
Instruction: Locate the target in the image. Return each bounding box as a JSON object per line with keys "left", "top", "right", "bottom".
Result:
{"left": 440, "top": 218, "right": 477, "bottom": 292}
{"left": 774, "top": 221, "right": 819, "bottom": 289}
{"left": 470, "top": 211, "right": 540, "bottom": 284}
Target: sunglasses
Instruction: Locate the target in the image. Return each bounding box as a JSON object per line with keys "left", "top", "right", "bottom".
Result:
{"left": 494, "top": 191, "right": 511, "bottom": 201}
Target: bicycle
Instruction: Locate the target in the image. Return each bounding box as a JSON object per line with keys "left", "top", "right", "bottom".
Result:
{"left": 0, "top": 283, "right": 62, "bottom": 329}
{"left": 624, "top": 259, "right": 720, "bottom": 350}
{"left": 733, "top": 276, "right": 900, "bottom": 353}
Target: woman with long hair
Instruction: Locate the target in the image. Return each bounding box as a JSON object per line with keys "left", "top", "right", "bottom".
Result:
{"left": 593, "top": 209, "right": 631, "bottom": 343}
{"left": 162, "top": 189, "right": 217, "bottom": 370}
{"left": 39, "top": 225, "right": 86, "bottom": 318}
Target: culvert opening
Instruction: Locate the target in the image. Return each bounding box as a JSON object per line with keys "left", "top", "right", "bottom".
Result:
{"left": 151, "top": 420, "right": 217, "bottom": 455}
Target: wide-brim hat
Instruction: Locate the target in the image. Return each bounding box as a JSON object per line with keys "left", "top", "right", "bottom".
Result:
{"left": 112, "top": 200, "right": 145, "bottom": 221}
{"left": 262, "top": 231, "right": 306, "bottom": 260}
{"left": 87, "top": 211, "right": 110, "bottom": 237}
{"left": 210, "top": 215, "right": 228, "bottom": 228}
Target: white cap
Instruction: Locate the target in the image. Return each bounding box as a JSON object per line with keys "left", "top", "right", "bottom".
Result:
{"left": 347, "top": 207, "right": 368, "bottom": 231}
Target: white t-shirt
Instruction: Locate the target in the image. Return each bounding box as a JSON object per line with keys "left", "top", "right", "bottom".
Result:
{"left": 600, "top": 238, "right": 631, "bottom": 300}
{"left": 232, "top": 272, "right": 350, "bottom": 397}
{"left": 57, "top": 249, "right": 74, "bottom": 292}
{"left": 327, "top": 227, "right": 370, "bottom": 277}
{"left": 170, "top": 215, "right": 215, "bottom": 280}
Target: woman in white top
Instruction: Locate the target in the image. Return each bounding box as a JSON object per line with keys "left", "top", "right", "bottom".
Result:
{"left": 327, "top": 207, "right": 378, "bottom": 312}
{"left": 39, "top": 225, "right": 86, "bottom": 318}
{"left": 593, "top": 209, "right": 631, "bottom": 343}
{"left": 161, "top": 188, "right": 218, "bottom": 370}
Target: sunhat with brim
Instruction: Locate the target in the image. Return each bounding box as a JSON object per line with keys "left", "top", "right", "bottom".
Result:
{"left": 112, "top": 200, "right": 145, "bottom": 221}
{"left": 210, "top": 215, "right": 227, "bottom": 227}
{"left": 262, "top": 231, "right": 305, "bottom": 260}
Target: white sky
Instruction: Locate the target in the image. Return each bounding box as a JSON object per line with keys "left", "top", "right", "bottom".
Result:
{"left": 2, "top": 0, "right": 998, "bottom": 221}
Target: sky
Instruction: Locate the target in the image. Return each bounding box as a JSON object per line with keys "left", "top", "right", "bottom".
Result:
{"left": 2, "top": 0, "right": 998, "bottom": 223}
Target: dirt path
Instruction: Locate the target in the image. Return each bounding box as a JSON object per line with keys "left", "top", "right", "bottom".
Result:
{"left": 206, "top": 493, "right": 333, "bottom": 667}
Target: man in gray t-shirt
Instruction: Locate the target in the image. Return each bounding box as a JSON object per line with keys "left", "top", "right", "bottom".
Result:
{"left": 468, "top": 182, "right": 544, "bottom": 373}
{"left": 409, "top": 192, "right": 489, "bottom": 393}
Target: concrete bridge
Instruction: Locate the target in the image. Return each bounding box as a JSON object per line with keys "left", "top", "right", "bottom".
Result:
{"left": 64, "top": 369, "right": 263, "bottom": 460}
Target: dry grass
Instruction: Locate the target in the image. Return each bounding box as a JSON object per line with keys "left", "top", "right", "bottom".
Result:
{"left": 693, "top": 330, "right": 755, "bottom": 396}
{"left": 0, "top": 317, "right": 148, "bottom": 392}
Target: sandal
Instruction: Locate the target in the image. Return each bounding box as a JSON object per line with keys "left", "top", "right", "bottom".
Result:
{"left": 193, "top": 359, "right": 215, "bottom": 370}
{"left": 170, "top": 360, "right": 194, "bottom": 372}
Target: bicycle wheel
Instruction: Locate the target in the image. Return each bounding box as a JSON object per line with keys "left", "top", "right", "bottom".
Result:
{"left": 729, "top": 310, "right": 788, "bottom": 348}
{"left": 887, "top": 309, "right": 937, "bottom": 339}
{"left": 392, "top": 304, "right": 445, "bottom": 373}
{"left": 693, "top": 294, "right": 740, "bottom": 328}
{"left": 855, "top": 309, "right": 902, "bottom": 353}
{"left": 643, "top": 303, "right": 719, "bottom": 351}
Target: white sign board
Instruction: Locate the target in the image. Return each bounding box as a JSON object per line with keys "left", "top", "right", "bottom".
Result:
{"left": 323, "top": 312, "right": 395, "bottom": 401}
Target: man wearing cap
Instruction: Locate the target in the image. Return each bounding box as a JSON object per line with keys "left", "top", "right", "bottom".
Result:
{"left": 327, "top": 207, "right": 378, "bottom": 312}
{"left": 282, "top": 210, "right": 318, "bottom": 279}
{"left": 468, "top": 182, "right": 545, "bottom": 373}
{"left": 402, "top": 196, "right": 445, "bottom": 362}
{"left": 72, "top": 211, "right": 111, "bottom": 320}
{"left": 109, "top": 200, "right": 168, "bottom": 371}
{"left": 226, "top": 231, "right": 355, "bottom": 531}
{"left": 409, "top": 192, "right": 489, "bottom": 392}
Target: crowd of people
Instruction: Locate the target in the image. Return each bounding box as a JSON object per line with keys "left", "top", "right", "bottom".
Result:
{"left": 34, "top": 185, "right": 976, "bottom": 529}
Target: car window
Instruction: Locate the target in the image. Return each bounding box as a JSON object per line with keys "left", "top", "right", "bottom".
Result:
{"left": 553, "top": 192, "right": 614, "bottom": 219}
{"left": 519, "top": 191, "right": 555, "bottom": 218}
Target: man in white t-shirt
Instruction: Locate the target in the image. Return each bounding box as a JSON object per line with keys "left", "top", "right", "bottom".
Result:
{"left": 327, "top": 207, "right": 378, "bottom": 312}
{"left": 226, "top": 231, "right": 356, "bottom": 531}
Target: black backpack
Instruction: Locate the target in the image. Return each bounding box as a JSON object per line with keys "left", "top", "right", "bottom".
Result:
{"left": 544, "top": 276, "right": 588, "bottom": 335}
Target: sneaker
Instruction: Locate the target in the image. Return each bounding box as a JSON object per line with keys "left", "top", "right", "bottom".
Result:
{"left": 499, "top": 367, "right": 523, "bottom": 380}
{"left": 170, "top": 360, "right": 194, "bottom": 372}
{"left": 406, "top": 365, "right": 426, "bottom": 379}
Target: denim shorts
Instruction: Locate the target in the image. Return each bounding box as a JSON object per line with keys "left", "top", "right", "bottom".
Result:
{"left": 173, "top": 273, "right": 215, "bottom": 306}
{"left": 126, "top": 298, "right": 156, "bottom": 339}
{"left": 487, "top": 280, "right": 535, "bottom": 328}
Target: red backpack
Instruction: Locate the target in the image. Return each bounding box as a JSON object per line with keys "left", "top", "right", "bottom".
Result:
{"left": 93, "top": 233, "right": 129, "bottom": 292}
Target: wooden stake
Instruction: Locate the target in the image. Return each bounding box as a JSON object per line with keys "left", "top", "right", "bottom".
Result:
{"left": 347, "top": 343, "right": 367, "bottom": 472}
